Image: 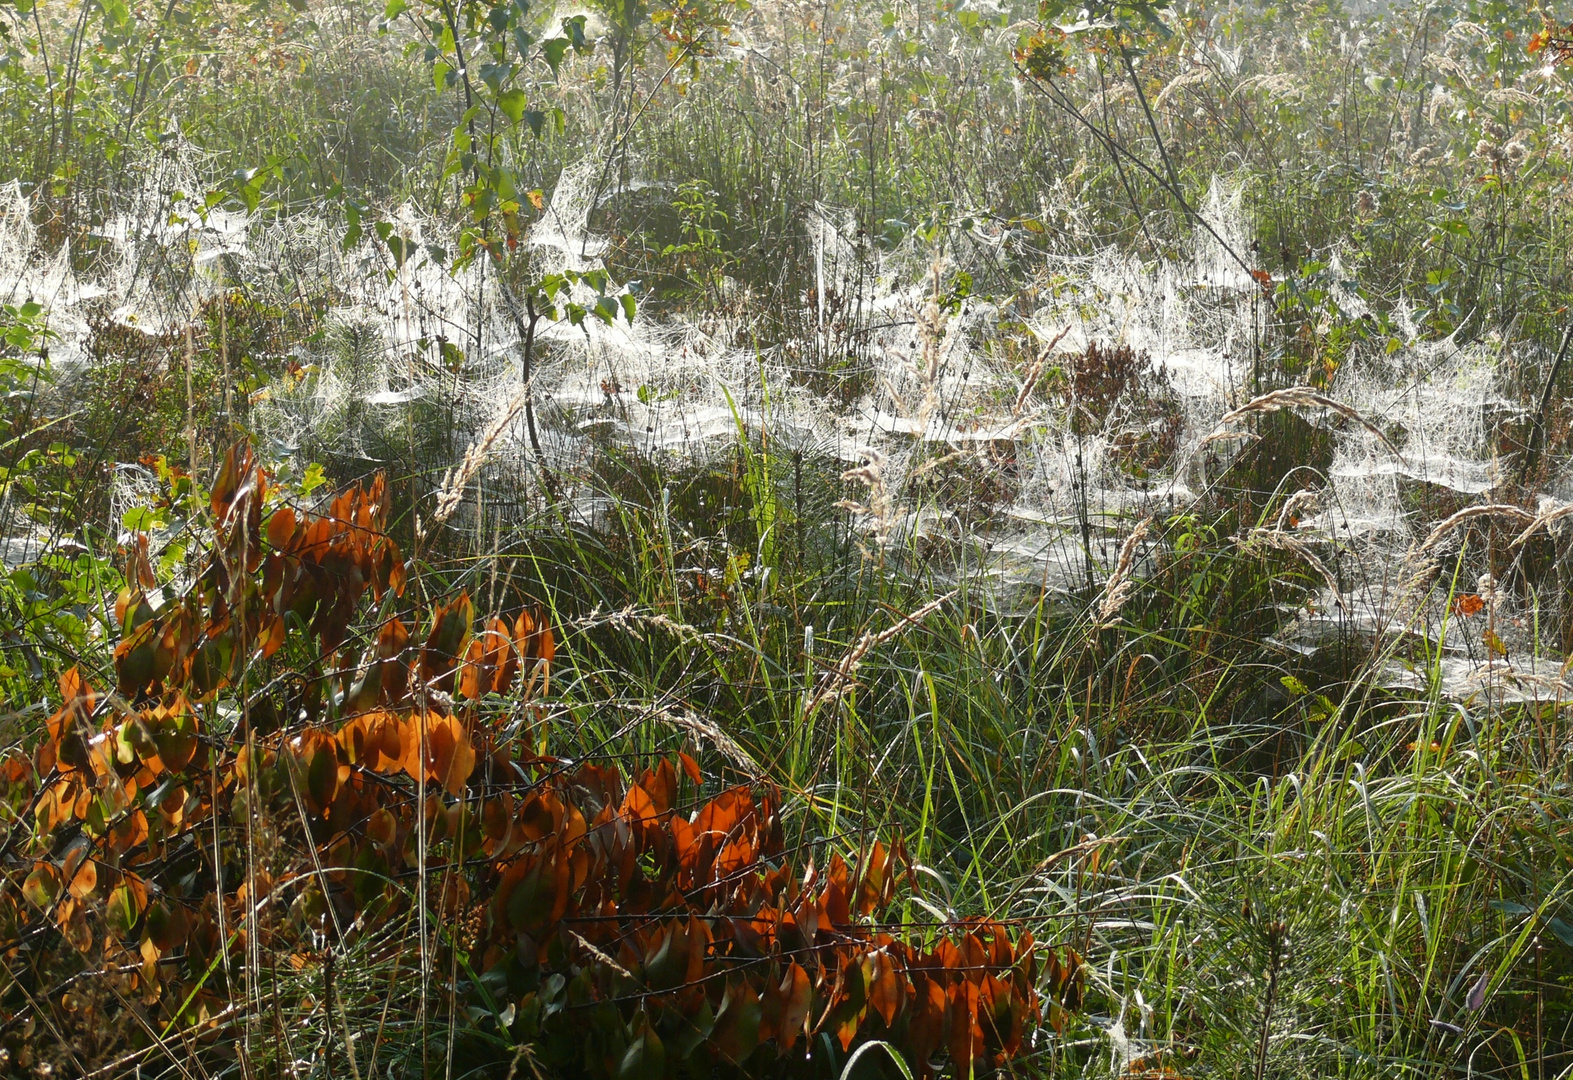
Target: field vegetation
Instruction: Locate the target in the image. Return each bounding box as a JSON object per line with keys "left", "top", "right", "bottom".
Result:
{"left": 4, "top": 0, "right": 1573, "bottom": 1075}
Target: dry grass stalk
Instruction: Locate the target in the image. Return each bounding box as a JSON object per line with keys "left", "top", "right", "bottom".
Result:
{"left": 836, "top": 448, "right": 896, "bottom": 544}
{"left": 804, "top": 590, "right": 958, "bottom": 714}
{"left": 1211, "top": 387, "right": 1405, "bottom": 461}
{"left": 1275, "top": 489, "right": 1321, "bottom": 532}
{"left": 578, "top": 604, "right": 710, "bottom": 644}
{"left": 1394, "top": 504, "right": 1538, "bottom": 617}
{"left": 1237, "top": 526, "right": 1344, "bottom": 607}
{"left": 1094, "top": 517, "right": 1152, "bottom": 627}
{"left": 913, "top": 253, "right": 963, "bottom": 428}
{"left": 1196, "top": 429, "right": 1262, "bottom": 451}
{"left": 1510, "top": 502, "right": 1573, "bottom": 548}
{"left": 1416, "top": 503, "right": 1536, "bottom": 554}
{"left": 908, "top": 449, "right": 965, "bottom": 479}
{"left": 1014, "top": 324, "right": 1072, "bottom": 417}
{"left": 419, "top": 382, "right": 533, "bottom": 543}
{"left": 569, "top": 931, "right": 634, "bottom": 979}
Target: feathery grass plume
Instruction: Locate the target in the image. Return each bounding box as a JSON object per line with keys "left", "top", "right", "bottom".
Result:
{"left": 836, "top": 448, "right": 896, "bottom": 545}
{"left": 418, "top": 382, "right": 532, "bottom": 544}
{"left": 1209, "top": 386, "right": 1406, "bottom": 461}
{"left": 1415, "top": 503, "right": 1537, "bottom": 554}
{"left": 804, "top": 589, "right": 958, "bottom": 714}
{"left": 582, "top": 604, "right": 713, "bottom": 645}
{"left": 655, "top": 706, "right": 761, "bottom": 778}
{"left": 1237, "top": 526, "right": 1344, "bottom": 606}
{"left": 1153, "top": 66, "right": 1216, "bottom": 111}
{"left": 1095, "top": 517, "right": 1152, "bottom": 627}
{"left": 1510, "top": 500, "right": 1573, "bottom": 547}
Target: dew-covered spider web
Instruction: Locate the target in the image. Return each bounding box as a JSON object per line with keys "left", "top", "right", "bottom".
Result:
{"left": 3, "top": 146, "right": 1567, "bottom": 702}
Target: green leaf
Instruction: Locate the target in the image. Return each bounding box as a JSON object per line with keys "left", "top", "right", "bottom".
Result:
{"left": 523, "top": 110, "right": 546, "bottom": 137}
{"left": 384, "top": 0, "right": 408, "bottom": 18}
{"left": 121, "top": 506, "right": 160, "bottom": 533}
{"left": 374, "top": 222, "right": 412, "bottom": 268}
{"left": 620, "top": 294, "right": 636, "bottom": 322}
{"left": 617, "top": 1018, "right": 665, "bottom": 1080}
{"left": 22, "top": 865, "right": 59, "bottom": 910}
{"left": 708, "top": 979, "right": 761, "bottom": 1063}
{"left": 497, "top": 88, "right": 528, "bottom": 123}
{"left": 300, "top": 462, "right": 328, "bottom": 497}
{"left": 108, "top": 882, "right": 142, "bottom": 934}
{"left": 343, "top": 201, "right": 364, "bottom": 250}
{"left": 542, "top": 37, "right": 569, "bottom": 75}
{"left": 478, "top": 61, "right": 513, "bottom": 92}
{"left": 562, "top": 13, "right": 588, "bottom": 50}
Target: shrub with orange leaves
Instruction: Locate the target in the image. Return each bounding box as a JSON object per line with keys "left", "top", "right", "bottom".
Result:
{"left": 0, "top": 441, "right": 1066, "bottom": 1078}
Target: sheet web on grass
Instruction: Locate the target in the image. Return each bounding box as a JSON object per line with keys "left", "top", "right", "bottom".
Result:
{"left": 2, "top": 154, "right": 1568, "bottom": 700}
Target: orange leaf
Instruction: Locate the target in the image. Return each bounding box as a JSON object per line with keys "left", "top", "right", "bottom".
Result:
{"left": 679, "top": 751, "right": 702, "bottom": 786}
{"left": 68, "top": 855, "right": 99, "bottom": 901}
{"left": 266, "top": 505, "right": 297, "bottom": 551}
{"left": 428, "top": 714, "right": 476, "bottom": 796}
{"left": 771, "top": 962, "right": 812, "bottom": 1050}
{"left": 869, "top": 952, "right": 904, "bottom": 1027}
{"left": 1453, "top": 593, "right": 1485, "bottom": 617}
{"left": 421, "top": 592, "right": 475, "bottom": 693}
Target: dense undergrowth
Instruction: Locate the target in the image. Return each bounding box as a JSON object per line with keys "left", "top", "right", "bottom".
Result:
{"left": 5, "top": 0, "right": 1573, "bottom": 1075}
